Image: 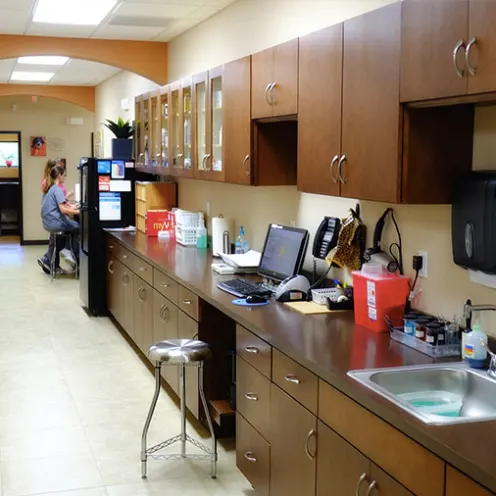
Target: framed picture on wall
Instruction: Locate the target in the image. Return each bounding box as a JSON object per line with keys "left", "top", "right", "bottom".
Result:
{"left": 30, "top": 136, "right": 46, "bottom": 157}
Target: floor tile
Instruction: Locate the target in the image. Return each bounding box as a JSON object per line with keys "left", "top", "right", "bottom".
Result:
{"left": 16, "top": 488, "right": 107, "bottom": 496}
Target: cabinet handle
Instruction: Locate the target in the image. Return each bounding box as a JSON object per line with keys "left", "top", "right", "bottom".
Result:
{"left": 338, "top": 155, "right": 347, "bottom": 184}
{"left": 193, "top": 332, "right": 199, "bottom": 340}
{"left": 453, "top": 39, "right": 465, "bottom": 78}
{"left": 138, "top": 286, "right": 146, "bottom": 303}
{"left": 108, "top": 260, "right": 115, "bottom": 274}
{"left": 264, "top": 83, "right": 272, "bottom": 105}
{"left": 109, "top": 245, "right": 114, "bottom": 249}
{"left": 244, "top": 452, "right": 257, "bottom": 463}
{"left": 304, "top": 429, "right": 316, "bottom": 461}
{"left": 330, "top": 154, "right": 339, "bottom": 183}
{"left": 122, "top": 273, "right": 130, "bottom": 285}
{"left": 269, "top": 82, "right": 276, "bottom": 105}
{"left": 366, "top": 480, "right": 377, "bottom": 496}
{"left": 244, "top": 392, "right": 259, "bottom": 401}
{"left": 243, "top": 154, "right": 250, "bottom": 176}
{"left": 139, "top": 266, "right": 147, "bottom": 272}
{"left": 244, "top": 346, "right": 259, "bottom": 354}
{"left": 285, "top": 374, "right": 300, "bottom": 385}
{"left": 182, "top": 299, "right": 192, "bottom": 305}
{"left": 160, "top": 282, "right": 169, "bottom": 288}
{"left": 356, "top": 473, "right": 369, "bottom": 496}
{"left": 203, "top": 154, "right": 211, "bottom": 172}
{"left": 465, "top": 37, "right": 477, "bottom": 76}
{"left": 122, "top": 254, "right": 128, "bottom": 259}
{"left": 160, "top": 304, "right": 169, "bottom": 323}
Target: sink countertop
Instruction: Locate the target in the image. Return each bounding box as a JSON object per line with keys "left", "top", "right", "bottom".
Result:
{"left": 109, "top": 230, "right": 496, "bottom": 493}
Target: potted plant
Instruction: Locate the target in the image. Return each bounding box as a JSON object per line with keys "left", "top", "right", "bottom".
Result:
{"left": 103, "top": 117, "right": 135, "bottom": 160}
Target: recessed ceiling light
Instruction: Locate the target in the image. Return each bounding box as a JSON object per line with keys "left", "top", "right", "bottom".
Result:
{"left": 33, "top": 0, "right": 118, "bottom": 26}
{"left": 17, "top": 56, "right": 70, "bottom": 66}
{"left": 11, "top": 71, "right": 55, "bottom": 82}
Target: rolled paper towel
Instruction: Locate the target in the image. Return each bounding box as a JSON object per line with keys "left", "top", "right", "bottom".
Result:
{"left": 212, "top": 216, "right": 233, "bottom": 256}
{"left": 74, "top": 184, "right": 81, "bottom": 203}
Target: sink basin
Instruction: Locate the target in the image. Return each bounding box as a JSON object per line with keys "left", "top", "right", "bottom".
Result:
{"left": 348, "top": 363, "right": 496, "bottom": 425}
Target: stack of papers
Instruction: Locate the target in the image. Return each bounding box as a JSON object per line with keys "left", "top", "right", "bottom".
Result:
{"left": 220, "top": 250, "right": 261, "bottom": 268}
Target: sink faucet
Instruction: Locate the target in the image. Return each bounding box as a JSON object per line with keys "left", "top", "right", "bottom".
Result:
{"left": 463, "top": 299, "right": 496, "bottom": 329}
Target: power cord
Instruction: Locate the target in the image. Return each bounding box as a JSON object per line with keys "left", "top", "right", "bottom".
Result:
{"left": 388, "top": 210, "right": 404, "bottom": 275}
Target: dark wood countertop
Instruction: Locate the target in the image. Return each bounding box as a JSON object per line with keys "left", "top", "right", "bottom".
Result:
{"left": 108, "top": 230, "right": 496, "bottom": 493}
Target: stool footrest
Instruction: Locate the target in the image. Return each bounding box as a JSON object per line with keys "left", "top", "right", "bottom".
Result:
{"left": 146, "top": 434, "right": 215, "bottom": 457}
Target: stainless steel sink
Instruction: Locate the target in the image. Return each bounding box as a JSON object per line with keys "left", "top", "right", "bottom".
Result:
{"left": 348, "top": 363, "right": 496, "bottom": 425}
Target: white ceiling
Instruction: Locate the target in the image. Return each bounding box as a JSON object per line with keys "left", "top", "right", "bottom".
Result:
{"left": 0, "top": 0, "right": 238, "bottom": 85}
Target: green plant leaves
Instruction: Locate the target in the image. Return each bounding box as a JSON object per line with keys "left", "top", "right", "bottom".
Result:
{"left": 103, "top": 118, "right": 134, "bottom": 139}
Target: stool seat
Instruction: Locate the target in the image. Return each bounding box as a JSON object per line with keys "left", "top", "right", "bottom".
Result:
{"left": 148, "top": 339, "right": 211, "bottom": 365}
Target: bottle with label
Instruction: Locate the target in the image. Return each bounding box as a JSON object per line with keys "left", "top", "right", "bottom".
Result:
{"left": 235, "top": 226, "right": 246, "bottom": 254}
{"left": 464, "top": 323, "right": 488, "bottom": 369}
{"left": 196, "top": 216, "right": 207, "bottom": 249}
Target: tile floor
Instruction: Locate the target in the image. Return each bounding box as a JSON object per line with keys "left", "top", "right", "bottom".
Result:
{"left": 0, "top": 240, "right": 253, "bottom": 496}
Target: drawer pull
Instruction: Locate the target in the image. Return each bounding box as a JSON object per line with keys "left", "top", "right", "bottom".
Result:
{"left": 139, "top": 266, "right": 147, "bottom": 272}
{"left": 244, "top": 452, "right": 257, "bottom": 463}
{"left": 285, "top": 374, "right": 300, "bottom": 385}
{"left": 160, "top": 283, "right": 170, "bottom": 288}
{"left": 108, "top": 260, "right": 115, "bottom": 274}
{"left": 305, "top": 429, "right": 316, "bottom": 461}
{"left": 182, "top": 299, "right": 192, "bottom": 305}
{"left": 244, "top": 346, "right": 259, "bottom": 354}
{"left": 356, "top": 473, "right": 369, "bottom": 496}
{"left": 122, "top": 254, "right": 128, "bottom": 259}
{"left": 244, "top": 392, "right": 259, "bottom": 401}
{"left": 109, "top": 245, "right": 114, "bottom": 249}
{"left": 366, "top": 480, "right": 377, "bottom": 496}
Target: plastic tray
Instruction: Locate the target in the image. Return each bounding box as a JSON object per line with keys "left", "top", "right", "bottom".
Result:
{"left": 390, "top": 328, "right": 461, "bottom": 358}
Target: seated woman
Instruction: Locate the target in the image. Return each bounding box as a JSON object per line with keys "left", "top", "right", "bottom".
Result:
{"left": 37, "top": 165, "right": 80, "bottom": 275}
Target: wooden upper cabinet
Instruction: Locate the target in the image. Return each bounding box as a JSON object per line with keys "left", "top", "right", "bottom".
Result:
{"left": 446, "top": 466, "right": 494, "bottom": 496}
{"left": 467, "top": 1, "right": 496, "bottom": 94}
{"left": 341, "top": 2, "right": 402, "bottom": 203}
{"left": 251, "top": 39, "right": 298, "bottom": 119}
{"left": 298, "top": 23, "right": 343, "bottom": 196}
{"left": 401, "top": 0, "right": 469, "bottom": 102}
{"left": 224, "top": 57, "right": 252, "bottom": 185}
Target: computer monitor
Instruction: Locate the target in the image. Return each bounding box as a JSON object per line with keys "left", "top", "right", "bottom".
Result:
{"left": 99, "top": 192, "right": 121, "bottom": 221}
{"left": 97, "top": 159, "right": 111, "bottom": 175}
{"left": 258, "top": 224, "right": 309, "bottom": 282}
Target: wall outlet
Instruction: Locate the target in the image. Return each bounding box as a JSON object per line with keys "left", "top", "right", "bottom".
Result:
{"left": 417, "top": 250, "right": 428, "bottom": 278}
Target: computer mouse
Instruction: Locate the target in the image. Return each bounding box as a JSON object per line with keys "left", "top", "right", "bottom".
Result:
{"left": 245, "top": 295, "right": 268, "bottom": 304}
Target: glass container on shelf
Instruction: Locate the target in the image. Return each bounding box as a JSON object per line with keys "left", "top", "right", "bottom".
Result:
{"left": 211, "top": 75, "right": 223, "bottom": 172}
{"left": 183, "top": 85, "right": 192, "bottom": 170}
{"left": 170, "top": 87, "right": 181, "bottom": 169}
{"left": 161, "top": 92, "right": 169, "bottom": 170}
{"left": 196, "top": 78, "right": 207, "bottom": 172}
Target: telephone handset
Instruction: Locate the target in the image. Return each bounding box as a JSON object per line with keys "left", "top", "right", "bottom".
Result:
{"left": 313, "top": 217, "right": 341, "bottom": 260}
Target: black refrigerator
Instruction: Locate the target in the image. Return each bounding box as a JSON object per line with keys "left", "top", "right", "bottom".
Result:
{"left": 79, "top": 157, "right": 136, "bottom": 316}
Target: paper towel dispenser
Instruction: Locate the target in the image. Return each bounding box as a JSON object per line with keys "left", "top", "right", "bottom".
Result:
{"left": 452, "top": 171, "right": 496, "bottom": 273}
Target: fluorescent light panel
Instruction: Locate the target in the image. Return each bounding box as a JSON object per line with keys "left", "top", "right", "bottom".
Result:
{"left": 11, "top": 71, "right": 55, "bottom": 82}
{"left": 33, "top": 0, "right": 118, "bottom": 26}
{"left": 17, "top": 56, "right": 69, "bottom": 66}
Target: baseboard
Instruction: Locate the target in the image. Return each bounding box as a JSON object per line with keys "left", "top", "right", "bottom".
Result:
{"left": 21, "top": 239, "right": 49, "bottom": 246}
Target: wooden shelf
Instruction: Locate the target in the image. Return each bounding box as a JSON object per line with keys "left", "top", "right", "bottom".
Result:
{"left": 209, "top": 399, "right": 235, "bottom": 427}
{"left": 135, "top": 166, "right": 171, "bottom": 176}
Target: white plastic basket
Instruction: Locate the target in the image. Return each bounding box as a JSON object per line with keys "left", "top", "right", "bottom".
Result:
{"left": 175, "top": 210, "right": 201, "bottom": 246}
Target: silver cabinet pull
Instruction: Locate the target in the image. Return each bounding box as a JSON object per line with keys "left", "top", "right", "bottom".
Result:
{"left": 201, "top": 154, "right": 209, "bottom": 171}
{"left": 305, "top": 429, "right": 316, "bottom": 461}
{"left": 245, "top": 346, "right": 259, "bottom": 354}
{"left": 243, "top": 154, "right": 250, "bottom": 176}
{"left": 244, "top": 392, "right": 259, "bottom": 401}
{"left": 366, "top": 480, "right": 377, "bottom": 496}
{"left": 465, "top": 37, "right": 477, "bottom": 76}
{"left": 264, "top": 83, "right": 272, "bottom": 105}
{"left": 138, "top": 286, "right": 145, "bottom": 303}
{"left": 268, "top": 82, "right": 276, "bottom": 105}
{"left": 338, "top": 154, "right": 347, "bottom": 184}
{"left": 122, "top": 254, "right": 128, "bottom": 259}
{"left": 330, "top": 154, "right": 339, "bottom": 183}
{"left": 160, "top": 282, "right": 169, "bottom": 288}
{"left": 108, "top": 261, "right": 115, "bottom": 274}
{"left": 285, "top": 374, "right": 300, "bottom": 385}
{"left": 182, "top": 299, "right": 192, "bottom": 305}
{"left": 122, "top": 273, "right": 130, "bottom": 285}
{"left": 244, "top": 452, "right": 257, "bottom": 463}
{"left": 139, "top": 266, "right": 146, "bottom": 272}
{"left": 356, "top": 473, "right": 369, "bottom": 496}
{"left": 108, "top": 245, "right": 114, "bottom": 249}
{"left": 204, "top": 154, "right": 212, "bottom": 172}
{"left": 453, "top": 39, "right": 465, "bottom": 78}
{"left": 160, "top": 304, "right": 169, "bottom": 323}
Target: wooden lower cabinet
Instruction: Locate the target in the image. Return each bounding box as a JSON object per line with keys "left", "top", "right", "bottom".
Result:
{"left": 152, "top": 289, "right": 179, "bottom": 395}
{"left": 106, "top": 256, "right": 119, "bottom": 321}
{"left": 269, "top": 383, "right": 316, "bottom": 496}
{"left": 236, "top": 413, "right": 270, "bottom": 496}
{"left": 119, "top": 265, "right": 135, "bottom": 339}
{"left": 133, "top": 276, "right": 154, "bottom": 353}
{"left": 446, "top": 466, "right": 494, "bottom": 496}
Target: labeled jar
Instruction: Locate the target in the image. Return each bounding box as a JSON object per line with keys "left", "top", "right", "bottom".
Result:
{"left": 415, "top": 317, "right": 432, "bottom": 341}
{"left": 403, "top": 314, "right": 418, "bottom": 336}
{"left": 425, "top": 322, "right": 442, "bottom": 346}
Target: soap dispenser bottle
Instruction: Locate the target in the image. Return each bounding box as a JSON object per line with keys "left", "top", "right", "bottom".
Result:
{"left": 464, "top": 323, "right": 488, "bottom": 369}
{"left": 196, "top": 215, "right": 208, "bottom": 249}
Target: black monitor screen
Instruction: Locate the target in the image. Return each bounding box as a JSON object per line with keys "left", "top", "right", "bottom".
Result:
{"left": 97, "top": 160, "right": 111, "bottom": 175}
{"left": 258, "top": 224, "right": 309, "bottom": 282}
{"left": 99, "top": 192, "right": 121, "bottom": 221}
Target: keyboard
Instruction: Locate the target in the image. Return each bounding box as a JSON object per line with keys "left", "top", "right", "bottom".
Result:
{"left": 217, "top": 279, "right": 273, "bottom": 298}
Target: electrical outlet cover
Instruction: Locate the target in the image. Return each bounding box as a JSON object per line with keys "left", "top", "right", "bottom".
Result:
{"left": 417, "top": 250, "right": 428, "bottom": 278}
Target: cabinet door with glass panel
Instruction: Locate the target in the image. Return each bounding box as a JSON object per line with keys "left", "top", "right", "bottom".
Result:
{"left": 150, "top": 90, "right": 161, "bottom": 168}
{"left": 142, "top": 93, "right": 151, "bottom": 168}
{"left": 194, "top": 71, "right": 209, "bottom": 180}
{"left": 181, "top": 77, "right": 194, "bottom": 177}
{"left": 134, "top": 96, "right": 143, "bottom": 165}
{"left": 169, "top": 81, "right": 182, "bottom": 175}
{"left": 159, "top": 85, "right": 170, "bottom": 173}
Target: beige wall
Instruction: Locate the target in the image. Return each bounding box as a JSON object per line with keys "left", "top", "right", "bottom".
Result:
{"left": 0, "top": 95, "right": 94, "bottom": 241}
{"left": 94, "top": 71, "right": 158, "bottom": 158}
{"left": 97, "top": 0, "right": 496, "bottom": 334}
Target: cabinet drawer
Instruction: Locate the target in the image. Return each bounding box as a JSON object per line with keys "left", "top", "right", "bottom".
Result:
{"left": 116, "top": 245, "right": 134, "bottom": 270}
{"left": 236, "top": 413, "right": 270, "bottom": 496}
{"left": 318, "top": 380, "right": 444, "bottom": 496}
{"left": 153, "top": 269, "right": 178, "bottom": 304}
{"left": 178, "top": 285, "right": 199, "bottom": 321}
{"left": 236, "top": 325, "right": 271, "bottom": 379}
{"left": 272, "top": 349, "right": 318, "bottom": 415}
{"left": 446, "top": 466, "right": 493, "bottom": 496}
{"left": 106, "top": 237, "right": 119, "bottom": 256}
{"left": 237, "top": 357, "right": 270, "bottom": 440}
{"left": 133, "top": 256, "right": 153, "bottom": 285}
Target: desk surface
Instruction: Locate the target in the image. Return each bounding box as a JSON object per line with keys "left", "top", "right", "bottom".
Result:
{"left": 109, "top": 230, "right": 496, "bottom": 493}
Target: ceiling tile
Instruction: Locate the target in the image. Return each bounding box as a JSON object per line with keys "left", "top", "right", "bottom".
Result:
{"left": 124, "top": 0, "right": 233, "bottom": 4}
{"left": 114, "top": 2, "right": 199, "bottom": 18}
{"left": 50, "top": 60, "right": 120, "bottom": 85}
{"left": 25, "top": 23, "right": 95, "bottom": 38}
{"left": 92, "top": 24, "right": 165, "bottom": 40}
{"left": 189, "top": 5, "right": 222, "bottom": 19}
{"left": 14, "top": 63, "right": 67, "bottom": 73}
{"left": 0, "top": 59, "right": 15, "bottom": 83}
{"left": 0, "top": 0, "right": 36, "bottom": 10}
{"left": 0, "top": 9, "right": 31, "bottom": 34}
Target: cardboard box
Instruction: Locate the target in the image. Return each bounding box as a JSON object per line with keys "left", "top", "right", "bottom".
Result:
{"left": 145, "top": 210, "right": 176, "bottom": 236}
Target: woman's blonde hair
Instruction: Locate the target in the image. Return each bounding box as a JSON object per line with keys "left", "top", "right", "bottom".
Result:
{"left": 43, "top": 159, "right": 59, "bottom": 186}
{"left": 42, "top": 164, "right": 65, "bottom": 194}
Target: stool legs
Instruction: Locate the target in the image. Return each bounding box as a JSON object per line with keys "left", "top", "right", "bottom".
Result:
{"left": 199, "top": 362, "right": 217, "bottom": 479}
{"left": 50, "top": 234, "right": 57, "bottom": 281}
{"left": 180, "top": 365, "right": 186, "bottom": 458}
{"left": 141, "top": 362, "right": 161, "bottom": 479}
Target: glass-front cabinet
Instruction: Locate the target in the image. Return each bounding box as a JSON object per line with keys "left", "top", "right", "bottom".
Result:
{"left": 181, "top": 78, "right": 194, "bottom": 177}
{"left": 210, "top": 67, "right": 223, "bottom": 174}
{"left": 160, "top": 85, "right": 169, "bottom": 172}
{"left": 142, "top": 93, "right": 151, "bottom": 167}
{"left": 169, "top": 82, "right": 181, "bottom": 172}
{"left": 194, "top": 72, "right": 208, "bottom": 176}
{"left": 134, "top": 96, "right": 143, "bottom": 166}
{"left": 150, "top": 90, "right": 161, "bottom": 168}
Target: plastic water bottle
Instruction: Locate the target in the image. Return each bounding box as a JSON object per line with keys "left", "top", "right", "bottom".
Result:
{"left": 235, "top": 226, "right": 246, "bottom": 254}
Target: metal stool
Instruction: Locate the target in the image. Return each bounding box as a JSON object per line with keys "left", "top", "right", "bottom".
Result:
{"left": 49, "top": 231, "right": 78, "bottom": 281}
{"left": 141, "top": 339, "right": 217, "bottom": 479}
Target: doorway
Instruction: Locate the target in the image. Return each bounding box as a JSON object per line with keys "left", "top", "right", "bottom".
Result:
{"left": 0, "top": 131, "right": 23, "bottom": 243}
